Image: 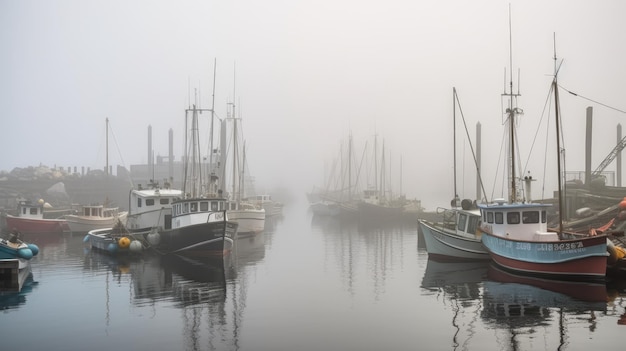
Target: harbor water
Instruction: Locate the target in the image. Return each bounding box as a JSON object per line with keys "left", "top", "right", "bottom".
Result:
{"left": 1, "top": 197, "right": 625, "bottom": 351}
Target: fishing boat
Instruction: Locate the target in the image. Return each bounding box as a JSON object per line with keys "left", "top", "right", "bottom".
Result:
{"left": 309, "top": 200, "right": 341, "bottom": 217}
{"left": 221, "top": 102, "right": 266, "bottom": 237}
{"left": 0, "top": 230, "right": 40, "bottom": 291}
{"left": 158, "top": 194, "right": 238, "bottom": 256}
{"left": 227, "top": 201, "right": 265, "bottom": 237}
{"left": 247, "top": 194, "right": 282, "bottom": 217}
{"left": 65, "top": 204, "right": 128, "bottom": 234}
{"left": 145, "top": 103, "right": 238, "bottom": 256}
{"left": 479, "top": 41, "right": 608, "bottom": 281}
{"left": 419, "top": 205, "right": 489, "bottom": 261}
{"left": 2, "top": 200, "right": 69, "bottom": 234}
{"left": 418, "top": 88, "right": 489, "bottom": 261}
{"left": 356, "top": 137, "right": 404, "bottom": 221}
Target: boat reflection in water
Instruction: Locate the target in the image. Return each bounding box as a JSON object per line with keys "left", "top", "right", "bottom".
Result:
{"left": 420, "top": 258, "right": 490, "bottom": 350}
{"left": 419, "top": 258, "right": 626, "bottom": 349}
{"left": 482, "top": 263, "right": 610, "bottom": 349}
{"left": 83, "top": 250, "right": 228, "bottom": 307}
{"left": 81, "top": 228, "right": 268, "bottom": 350}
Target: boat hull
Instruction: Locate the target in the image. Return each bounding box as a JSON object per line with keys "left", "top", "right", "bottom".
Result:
{"left": 65, "top": 211, "right": 128, "bottom": 234}
{"left": 310, "top": 201, "right": 341, "bottom": 217}
{"left": 418, "top": 220, "right": 490, "bottom": 261}
{"left": 153, "top": 220, "right": 238, "bottom": 256}
{"left": 228, "top": 210, "right": 265, "bottom": 237}
{"left": 481, "top": 231, "right": 608, "bottom": 281}
{"left": 4, "top": 215, "right": 67, "bottom": 234}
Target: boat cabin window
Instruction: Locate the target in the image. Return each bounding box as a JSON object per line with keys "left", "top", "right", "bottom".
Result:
{"left": 200, "top": 201, "right": 209, "bottom": 212}
{"left": 457, "top": 213, "right": 468, "bottom": 232}
{"left": 495, "top": 212, "right": 503, "bottom": 224}
{"left": 542, "top": 210, "right": 547, "bottom": 223}
{"left": 467, "top": 216, "right": 479, "bottom": 234}
{"left": 183, "top": 202, "right": 189, "bottom": 213}
{"left": 507, "top": 212, "right": 520, "bottom": 224}
{"left": 160, "top": 198, "right": 169, "bottom": 205}
{"left": 146, "top": 199, "right": 155, "bottom": 206}
{"left": 522, "top": 211, "right": 539, "bottom": 224}
{"left": 190, "top": 202, "right": 198, "bottom": 212}
{"left": 211, "top": 202, "right": 218, "bottom": 211}
{"left": 22, "top": 207, "right": 27, "bottom": 215}
{"left": 30, "top": 207, "right": 38, "bottom": 215}
{"left": 486, "top": 212, "right": 493, "bottom": 223}
{"left": 137, "top": 198, "right": 142, "bottom": 208}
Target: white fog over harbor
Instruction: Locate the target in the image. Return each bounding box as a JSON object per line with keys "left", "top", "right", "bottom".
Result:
{"left": 2, "top": 0, "right": 625, "bottom": 209}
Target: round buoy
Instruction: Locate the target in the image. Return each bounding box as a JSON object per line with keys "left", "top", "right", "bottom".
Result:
{"left": 118, "top": 237, "right": 131, "bottom": 249}
{"left": 107, "top": 243, "right": 118, "bottom": 253}
{"left": 129, "top": 240, "right": 142, "bottom": 253}
{"left": 618, "top": 210, "right": 626, "bottom": 221}
{"left": 27, "top": 243, "right": 39, "bottom": 256}
{"left": 17, "top": 247, "right": 33, "bottom": 260}
{"left": 147, "top": 232, "right": 161, "bottom": 245}
{"left": 619, "top": 198, "right": 626, "bottom": 210}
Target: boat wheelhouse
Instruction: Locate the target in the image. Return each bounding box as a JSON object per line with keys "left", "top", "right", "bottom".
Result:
{"left": 479, "top": 200, "right": 553, "bottom": 241}
{"left": 171, "top": 197, "right": 228, "bottom": 229}
{"left": 125, "top": 183, "right": 183, "bottom": 231}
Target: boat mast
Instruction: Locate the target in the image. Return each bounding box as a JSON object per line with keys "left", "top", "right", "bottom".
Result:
{"left": 374, "top": 133, "right": 378, "bottom": 198}
{"left": 553, "top": 36, "right": 564, "bottom": 235}
{"left": 453, "top": 88, "right": 458, "bottom": 206}
{"left": 241, "top": 141, "right": 246, "bottom": 200}
{"left": 230, "top": 65, "right": 239, "bottom": 203}
{"left": 504, "top": 5, "right": 522, "bottom": 204}
{"left": 191, "top": 104, "right": 201, "bottom": 197}
{"left": 105, "top": 117, "right": 109, "bottom": 176}
{"left": 209, "top": 58, "right": 217, "bottom": 179}
{"left": 348, "top": 132, "right": 352, "bottom": 201}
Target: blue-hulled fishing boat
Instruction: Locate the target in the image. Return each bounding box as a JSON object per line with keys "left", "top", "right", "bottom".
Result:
{"left": 479, "top": 45, "right": 608, "bottom": 281}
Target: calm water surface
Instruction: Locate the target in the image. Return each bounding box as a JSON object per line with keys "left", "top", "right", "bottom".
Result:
{"left": 2, "top": 198, "right": 626, "bottom": 351}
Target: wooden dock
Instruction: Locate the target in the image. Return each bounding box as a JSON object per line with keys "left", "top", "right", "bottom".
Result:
{"left": 0, "top": 259, "right": 31, "bottom": 292}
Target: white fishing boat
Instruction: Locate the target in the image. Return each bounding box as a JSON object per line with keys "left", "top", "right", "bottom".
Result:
{"left": 221, "top": 102, "right": 265, "bottom": 236}
{"left": 418, "top": 88, "right": 488, "bottom": 260}
{"left": 65, "top": 204, "right": 128, "bottom": 234}
{"left": 227, "top": 201, "right": 265, "bottom": 237}
{"left": 419, "top": 206, "right": 489, "bottom": 261}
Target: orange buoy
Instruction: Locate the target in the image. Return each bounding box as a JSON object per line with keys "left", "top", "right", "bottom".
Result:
{"left": 118, "top": 236, "right": 131, "bottom": 249}
{"left": 619, "top": 197, "right": 626, "bottom": 210}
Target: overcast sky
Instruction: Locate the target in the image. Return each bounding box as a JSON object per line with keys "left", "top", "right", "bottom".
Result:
{"left": 2, "top": 0, "right": 624, "bottom": 209}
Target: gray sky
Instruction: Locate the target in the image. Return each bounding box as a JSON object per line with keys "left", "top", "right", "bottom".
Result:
{"left": 2, "top": 0, "right": 624, "bottom": 209}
